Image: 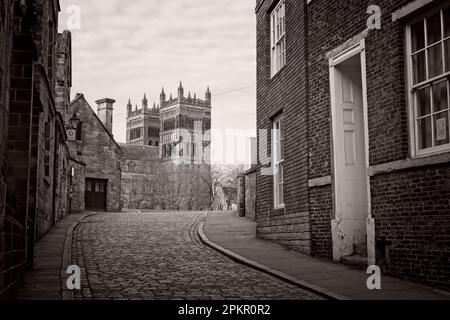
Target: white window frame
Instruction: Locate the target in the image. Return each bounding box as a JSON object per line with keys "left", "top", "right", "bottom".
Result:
{"left": 273, "top": 115, "right": 284, "bottom": 209}
{"left": 270, "top": 0, "right": 286, "bottom": 78}
{"left": 406, "top": 5, "right": 450, "bottom": 157}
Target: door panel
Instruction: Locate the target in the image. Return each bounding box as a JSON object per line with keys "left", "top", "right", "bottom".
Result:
{"left": 85, "top": 179, "right": 107, "bottom": 211}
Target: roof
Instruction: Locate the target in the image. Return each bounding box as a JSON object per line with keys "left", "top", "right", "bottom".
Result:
{"left": 70, "top": 93, "right": 122, "bottom": 152}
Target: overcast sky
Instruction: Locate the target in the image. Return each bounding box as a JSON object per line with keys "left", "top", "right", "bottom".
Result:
{"left": 58, "top": 0, "right": 256, "bottom": 164}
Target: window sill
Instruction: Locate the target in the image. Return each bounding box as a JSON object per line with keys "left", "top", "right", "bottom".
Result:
{"left": 368, "top": 151, "right": 450, "bottom": 177}
{"left": 269, "top": 64, "right": 286, "bottom": 82}
{"left": 272, "top": 207, "right": 286, "bottom": 216}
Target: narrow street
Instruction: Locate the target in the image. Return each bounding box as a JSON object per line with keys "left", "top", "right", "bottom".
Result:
{"left": 69, "top": 212, "right": 323, "bottom": 300}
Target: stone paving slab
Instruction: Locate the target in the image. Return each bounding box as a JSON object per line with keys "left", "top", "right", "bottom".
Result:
{"left": 204, "top": 211, "right": 450, "bottom": 301}
{"left": 17, "top": 213, "right": 95, "bottom": 300}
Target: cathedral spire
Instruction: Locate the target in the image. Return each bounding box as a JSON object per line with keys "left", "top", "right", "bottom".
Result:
{"left": 178, "top": 81, "right": 184, "bottom": 99}
{"left": 160, "top": 87, "right": 166, "bottom": 107}
{"left": 205, "top": 86, "right": 211, "bottom": 106}
{"left": 142, "top": 93, "right": 148, "bottom": 109}
{"left": 127, "top": 99, "right": 132, "bottom": 117}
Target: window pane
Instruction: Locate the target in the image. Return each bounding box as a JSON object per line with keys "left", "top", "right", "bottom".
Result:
{"left": 445, "top": 39, "right": 450, "bottom": 72}
{"left": 434, "top": 112, "right": 449, "bottom": 146}
{"left": 428, "top": 43, "right": 443, "bottom": 78}
{"left": 412, "top": 51, "right": 426, "bottom": 84}
{"left": 417, "top": 86, "right": 431, "bottom": 117}
{"left": 418, "top": 117, "right": 433, "bottom": 150}
{"left": 432, "top": 81, "right": 448, "bottom": 113}
{"left": 427, "top": 12, "right": 442, "bottom": 45}
{"left": 411, "top": 20, "right": 425, "bottom": 52}
{"left": 444, "top": 7, "right": 450, "bottom": 38}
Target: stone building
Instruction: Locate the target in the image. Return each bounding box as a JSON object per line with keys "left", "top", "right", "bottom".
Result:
{"left": 67, "top": 94, "right": 122, "bottom": 212}
{"left": 0, "top": 0, "right": 78, "bottom": 298}
{"left": 126, "top": 94, "right": 160, "bottom": 146}
{"left": 255, "top": 0, "right": 450, "bottom": 289}
{"left": 121, "top": 83, "right": 212, "bottom": 211}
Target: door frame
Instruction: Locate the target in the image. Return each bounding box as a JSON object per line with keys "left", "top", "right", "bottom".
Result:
{"left": 328, "top": 39, "right": 375, "bottom": 265}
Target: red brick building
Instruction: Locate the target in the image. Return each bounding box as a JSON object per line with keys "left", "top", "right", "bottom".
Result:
{"left": 255, "top": 0, "right": 449, "bottom": 289}
{"left": 0, "top": 0, "right": 77, "bottom": 298}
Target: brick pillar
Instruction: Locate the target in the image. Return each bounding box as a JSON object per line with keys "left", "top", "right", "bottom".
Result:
{"left": 237, "top": 175, "right": 245, "bottom": 217}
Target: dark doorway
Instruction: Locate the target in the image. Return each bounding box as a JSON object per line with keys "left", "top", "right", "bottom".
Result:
{"left": 85, "top": 179, "right": 107, "bottom": 211}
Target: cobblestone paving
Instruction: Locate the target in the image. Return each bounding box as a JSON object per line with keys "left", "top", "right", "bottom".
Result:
{"left": 71, "top": 212, "right": 324, "bottom": 300}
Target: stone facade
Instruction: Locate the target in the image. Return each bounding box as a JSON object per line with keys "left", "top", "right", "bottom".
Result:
{"left": 68, "top": 158, "right": 86, "bottom": 214}
{"left": 127, "top": 95, "right": 160, "bottom": 146}
{"left": 245, "top": 169, "right": 257, "bottom": 221}
{"left": 0, "top": 0, "right": 14, "bottom": 300}
{"left": 121, "top": 83, "right": 212, "bottom": 211}
{"left": 0, "top": 0, "right": 78, "bottom": 298}
{"left": 255, "top": 0, "right": 450, "bottom": 289}
{"left": 121, "top": 144, "right": 211, "bottom": 211}
{"left": 67, "top": 94, "right": 122, "bottom": 212}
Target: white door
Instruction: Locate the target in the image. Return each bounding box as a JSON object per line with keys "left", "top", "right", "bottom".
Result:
{"left": 332, "top": 60, "right": 369, "bottom": 260}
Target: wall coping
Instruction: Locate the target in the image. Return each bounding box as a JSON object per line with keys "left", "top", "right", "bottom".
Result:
{"left": 369, "top": 152, "right": 450, "bottom": 176}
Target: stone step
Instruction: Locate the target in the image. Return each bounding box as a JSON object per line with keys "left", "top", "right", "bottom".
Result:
{"left": 354, "top": 242, "right": 368, "bottom": 256}
{"left": 341, "top": 255, "right": 368, "bottom": 270}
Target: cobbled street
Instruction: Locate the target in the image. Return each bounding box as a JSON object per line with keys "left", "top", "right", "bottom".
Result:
{"left": 70, "top": 212, "right": 323, "bottom": 300}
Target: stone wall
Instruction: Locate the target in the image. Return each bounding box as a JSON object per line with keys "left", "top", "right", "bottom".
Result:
{"left": 235, "top": 168, "right": 257, "bottom": 221}
{"left": 0, "top": 0, "right": 15, "bottom": 299}
{"left": 68, "top": 94, "right": 122, "bottom": 212}
{"left": 55, "top": 31, "right": 71, "bottom": 121}
{"left": 245, "top": 169, "right": 256, "bottom": 221}
{"left": 121, "top": 144, "right": 211, "bottom": 211}
{"left": 69, "top": 158, "right": 86, "bottom": 214}
{"left": 1, "top": 0, "right": 73, "bottom": 298}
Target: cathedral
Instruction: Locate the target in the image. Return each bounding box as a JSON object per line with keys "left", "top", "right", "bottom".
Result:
{"left": 126, "top": 82, "right": 212, "bottom": 165}
{"left": 120, "top": 82, "right": 212, "bottom": 210}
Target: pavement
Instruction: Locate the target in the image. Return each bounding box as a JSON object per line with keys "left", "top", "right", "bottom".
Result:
{"left": 17, "top": 211, "right": 324, "bottom": 300}
{"left": 17, "top": 212, "right": 95, "bottom": 300}
{"left": 203, "top": 211, "right": 450, "bottom": 300}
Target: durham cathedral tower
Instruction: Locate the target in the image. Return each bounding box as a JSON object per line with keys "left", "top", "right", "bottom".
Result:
{"left": 126, "top": 82, "right": 212, "bottom": 164}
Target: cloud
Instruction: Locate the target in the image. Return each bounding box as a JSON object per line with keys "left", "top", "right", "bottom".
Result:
{"left": 58, "top": 0, "right": 256, "bottom": 159}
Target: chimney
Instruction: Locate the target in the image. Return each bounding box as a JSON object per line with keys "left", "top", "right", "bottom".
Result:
{"left": 96, "top": 98, "right": 115, "bottom": 134}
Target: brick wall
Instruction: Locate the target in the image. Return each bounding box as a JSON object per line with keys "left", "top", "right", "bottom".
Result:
{"left": 371, "top": 165, "right": 450, "bottom": 289}
{"left": 256, "top": 0, "right": 450, "bottom": 288}
{"left": 309, "top": 185, "right": 332, "bottom": 259}
{"left": 256, "top": 0, "right": 310, "bottom": 254}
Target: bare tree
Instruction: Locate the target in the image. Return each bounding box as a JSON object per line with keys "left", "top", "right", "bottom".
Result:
{"left": 222, "top": 164, "right": 248, "bottom": 188}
